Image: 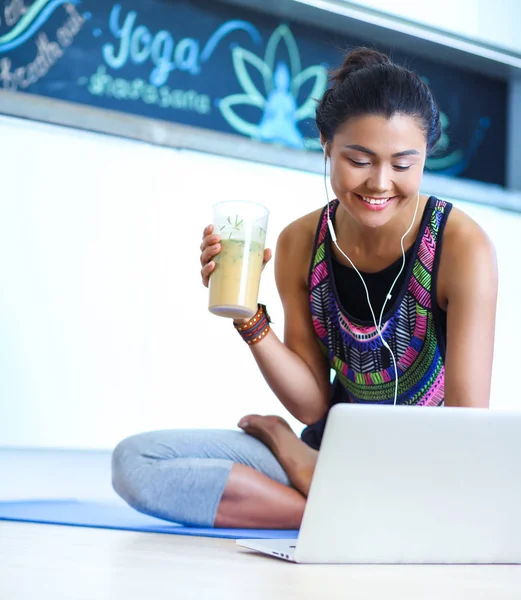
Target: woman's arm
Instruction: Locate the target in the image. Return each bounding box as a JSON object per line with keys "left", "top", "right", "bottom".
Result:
{"left": 242, "top": 217, "right": 331, "bottom": 425}
{"left": 438, "top": 211, "right": 498, "bottom": 408}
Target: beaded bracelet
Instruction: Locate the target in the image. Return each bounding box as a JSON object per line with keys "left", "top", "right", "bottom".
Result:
{"left": 234, "top": 304, "right": 271, "bottom": 345}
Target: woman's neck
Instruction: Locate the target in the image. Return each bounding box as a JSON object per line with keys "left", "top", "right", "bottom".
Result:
{"left": 333, "top": 196, "right": 427, "bottom": 271}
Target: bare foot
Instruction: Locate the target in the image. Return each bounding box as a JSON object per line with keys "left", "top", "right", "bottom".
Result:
{"left": 237, "top": 414, "right": 318, "bottom": 497}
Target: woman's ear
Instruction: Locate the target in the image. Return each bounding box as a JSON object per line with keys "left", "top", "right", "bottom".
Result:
{"left": 320, "top": 134, "right": 328, "bottom": 154}
{"left": 321, "top": 139, "right": 329, "bottom": 161}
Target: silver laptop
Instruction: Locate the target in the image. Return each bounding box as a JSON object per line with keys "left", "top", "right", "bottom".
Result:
{"left": 237, "top": 403, "right": 521, "bottom": 564}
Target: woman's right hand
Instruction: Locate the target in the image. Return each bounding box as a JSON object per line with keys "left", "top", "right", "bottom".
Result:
{"left": 200, "top": 225, "right": 221, "bottom": 288}
{"left": 200, "top": 224, "right": 273, "bottom": 288}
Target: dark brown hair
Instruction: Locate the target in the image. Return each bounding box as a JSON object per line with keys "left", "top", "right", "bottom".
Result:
{"left": 316, "top": 48, "right": 441, "bottom": 154}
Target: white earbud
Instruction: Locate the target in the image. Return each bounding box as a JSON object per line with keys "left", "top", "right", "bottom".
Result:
{"left": 323, "top": 160, "right": 420, "bottom": 406}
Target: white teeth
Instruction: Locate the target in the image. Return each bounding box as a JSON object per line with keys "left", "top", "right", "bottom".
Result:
{"left": 362, "top": 196, "right": 390, "bottom": 205}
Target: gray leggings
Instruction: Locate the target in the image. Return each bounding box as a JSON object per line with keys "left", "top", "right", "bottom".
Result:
{"left": 111, "top": 429, "right": 291, "bottom": 527}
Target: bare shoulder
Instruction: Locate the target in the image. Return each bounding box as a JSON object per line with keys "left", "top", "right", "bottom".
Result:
{"left": 275, "top": 207, "right": 324, "bottom": 287}
{"left": 442, "top": 205, "right": 496, "bottom": 259}
{"left": 277, "top": 207, "right": 323, "bottom": 250}
{"left": 438, "top": 204, "right": 498, "bottom": 304}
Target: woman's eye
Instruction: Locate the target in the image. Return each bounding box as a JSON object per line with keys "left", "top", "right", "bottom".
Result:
{"left": 347, "top": 158, "right": 412, "bottom": 171}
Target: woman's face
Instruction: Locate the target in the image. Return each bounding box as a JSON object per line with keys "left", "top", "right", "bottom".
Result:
{"left": 325, "top": 114, "right": 427, "bottom": 228}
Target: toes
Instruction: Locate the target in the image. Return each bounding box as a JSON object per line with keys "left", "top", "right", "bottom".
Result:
{"left": 237, "top": 414, "right": 292, "bottom": 433}
{"left": 237, "top": 414, "right": 260, "bottom": 429}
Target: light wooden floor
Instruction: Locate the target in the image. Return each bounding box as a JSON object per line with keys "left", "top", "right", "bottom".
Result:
{"left": 2, "top": 448, "right": 521, "bottom": 599}
{"left": 2, "top": 521, "right": 521, "bottom": 600}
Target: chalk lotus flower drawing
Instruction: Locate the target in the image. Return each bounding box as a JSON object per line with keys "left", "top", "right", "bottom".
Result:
{"left": 219, "top": 25, "right": 327, "bottom": 150}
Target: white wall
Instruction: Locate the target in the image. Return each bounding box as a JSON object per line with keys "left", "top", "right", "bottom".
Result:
{"left": 347, "top": 0, "right": 521, "bottom": 55}
{"left": 0, "top": 116, "right": 519, "bottom": 449}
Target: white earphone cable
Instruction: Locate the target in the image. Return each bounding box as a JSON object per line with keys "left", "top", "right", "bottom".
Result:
{"left": 324, "top": 158, "right": 420, "bottom": 406}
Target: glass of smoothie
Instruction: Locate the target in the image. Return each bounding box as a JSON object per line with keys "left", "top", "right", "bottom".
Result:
{"left": 208, "top": 200, "right": 269, "bottom": 320}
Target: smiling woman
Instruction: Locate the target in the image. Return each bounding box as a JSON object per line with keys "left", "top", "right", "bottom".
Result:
{"left": 112, "top": 47, "right": 498, "bottom": 531}
{"left": 324, "top": 114, "right": 426, "bottom": 225}
{"left": 336, "top": 134, "right": 422, "bottom": 212}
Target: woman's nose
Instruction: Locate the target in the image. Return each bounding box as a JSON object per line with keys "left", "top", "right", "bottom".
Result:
{"left": 366, "top": 167, "right": 392, "bottom": 194}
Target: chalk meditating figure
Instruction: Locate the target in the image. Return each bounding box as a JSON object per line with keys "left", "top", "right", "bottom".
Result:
{"left": 257, "top": 61, "right": 304, "bottom": 149}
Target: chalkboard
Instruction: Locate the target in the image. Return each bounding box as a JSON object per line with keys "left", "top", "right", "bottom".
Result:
{"left": 0, "top": 0, "right": 507, "bottom": 185}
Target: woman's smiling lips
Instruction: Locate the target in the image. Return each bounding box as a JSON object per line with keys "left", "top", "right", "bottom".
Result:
{"left": 354, "top": 194, "right": 398, "bottom": 211}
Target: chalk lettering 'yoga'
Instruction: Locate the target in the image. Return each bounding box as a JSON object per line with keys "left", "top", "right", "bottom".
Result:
{"left": 102, "top": 4, "right": 262, "bottom": 87}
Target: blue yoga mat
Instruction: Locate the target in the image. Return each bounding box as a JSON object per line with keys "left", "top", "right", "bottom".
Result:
{"left": 0, "top": 499, "right": 299, "bottom": 540}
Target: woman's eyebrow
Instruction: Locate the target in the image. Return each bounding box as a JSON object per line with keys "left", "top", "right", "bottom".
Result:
{"left": 392, "top": 149, "right": 420, "bottom": 157}
{"left": 343, "top": 144, "right": 420, "bottom": 158}
{"left": 344, "top": 144, "right": 376, "bottom": 156}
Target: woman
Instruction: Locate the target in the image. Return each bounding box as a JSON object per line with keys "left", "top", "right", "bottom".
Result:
{"left": 112, "top": 48, "right": 498, "bottom": 530}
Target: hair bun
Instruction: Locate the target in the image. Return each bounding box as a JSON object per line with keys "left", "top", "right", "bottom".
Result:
{"left": 331, "top": 48, "right": 391, "bottom": 85}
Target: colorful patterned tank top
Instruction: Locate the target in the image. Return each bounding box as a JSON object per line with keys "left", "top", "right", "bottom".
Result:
{"left": 308, "top": 196, "right": 452, "bottom": 406}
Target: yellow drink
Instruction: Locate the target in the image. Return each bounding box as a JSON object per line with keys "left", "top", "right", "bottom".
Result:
{"left": 209, "top": 237, "right": 264, "bottom": 320}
